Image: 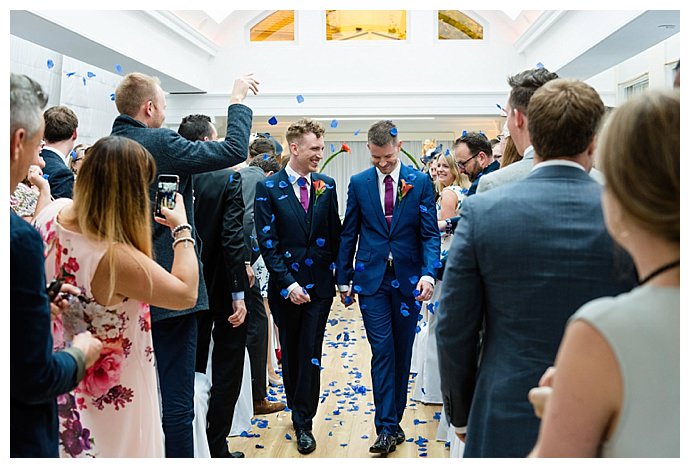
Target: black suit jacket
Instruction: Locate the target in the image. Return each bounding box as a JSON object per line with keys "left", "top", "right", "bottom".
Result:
{"left": 41, "top": 149, "right": 74, "bottom": 199}
{"left": 254, "top": 169, "right": 341, "bottom": 301}
{"left": 193, "top": 169, "right": 248, "bottom": 316}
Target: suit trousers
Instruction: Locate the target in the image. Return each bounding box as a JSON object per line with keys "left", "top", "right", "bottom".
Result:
{"left": 359, "top": 265, "right": 420, "bottom": 435}
{"left": 195, "top": 308, "right": 248, "bottom": 458}
{"left": 245, "top": 280, "right": 268, "bottom": 401}
{"left": 151, "top": 314, "right": 197, "bottom": 457}
{"left": 269, "top": 295, "right": 332, "bottom": 431}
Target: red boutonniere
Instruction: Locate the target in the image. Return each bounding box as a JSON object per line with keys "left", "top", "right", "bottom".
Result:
{"left": 398, "top": 179, "right": 413, "bottom": 202}
{"left": 313, "top": 179, "right": 326, "bottom": 200}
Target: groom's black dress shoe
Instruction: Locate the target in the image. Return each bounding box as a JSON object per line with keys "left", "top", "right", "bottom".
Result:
{"left": 395, "top": 425, "right": 406, "bottom": 445}
{"left": 296, "top": 429, "right": 316, "bottom": 454}
{"left": 369, "top": 432, "right": 397, "bottom": 454}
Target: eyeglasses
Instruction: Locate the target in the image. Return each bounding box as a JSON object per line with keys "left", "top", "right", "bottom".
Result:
{"left": 456, "top": 152, "right": 479, "bottom": 168}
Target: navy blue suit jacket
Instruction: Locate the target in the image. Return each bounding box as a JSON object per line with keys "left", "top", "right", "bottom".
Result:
{"left": 336, "top": 163, "right": 440, "bottom": 297}
{"left": 10, "top": 210, "right": 79, "bottom": 457}
{"left": 254, "top": 169, "right": 341, "bottom": 302}
{"left": 436, "top": 165, "right": 637, "bottom": 457}
{"left": 41, "top": 149, "right": 74, "bottom": 199}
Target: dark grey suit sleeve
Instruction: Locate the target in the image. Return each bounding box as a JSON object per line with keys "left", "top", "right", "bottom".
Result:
{"left": 436, "top": 198, "right": 484, "bottom": 428}
{"left": 48, "top": 166, "right": 74, "bottom": 199}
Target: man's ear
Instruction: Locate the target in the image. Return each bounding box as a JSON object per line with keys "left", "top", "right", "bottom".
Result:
{"left": 514, "top": 108, "right": 526, "bottom": 129}
{"left": 266, "top": 171, "right": 275, "bottom": 177}
{"left": 396, "top": 140, "right": 403, "bottom": 151}
{"left": 10, "top": 128, "right": 26, "bottom": 163}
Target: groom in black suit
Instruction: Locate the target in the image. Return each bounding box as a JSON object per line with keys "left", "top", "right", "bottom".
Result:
{"left": 255, "top": 119, "right": 341, "bottom": 455}
{"left": 41, "top": 105, "right": 78, "bottom": 199}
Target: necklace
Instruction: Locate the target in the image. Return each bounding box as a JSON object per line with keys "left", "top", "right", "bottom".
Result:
{"left": 638, "top": 259, "right": 680, "bottom": 285}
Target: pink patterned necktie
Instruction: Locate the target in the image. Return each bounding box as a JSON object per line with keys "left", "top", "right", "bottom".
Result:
{"left": 299, "top": 177, "right": 309, "bottom": 212}
{"left": 384, "top": 175, "right": 393, "bottom": 227}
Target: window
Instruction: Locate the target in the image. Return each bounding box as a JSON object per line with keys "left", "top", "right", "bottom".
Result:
{"left": 621, "top": 74, "right": 649, "bottom": 99}
{"left": 250, "top": 11, "right": 295, "bottom": 42}
{"left": 438, "top": 11, "right": 483, "bottom": 40}
{"left": 326, "top": 10, "right": 406, "bottom": 41}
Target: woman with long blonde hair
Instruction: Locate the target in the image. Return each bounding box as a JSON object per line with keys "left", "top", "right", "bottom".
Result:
{"left": 33, "top": 135, "right": 199, "bottom": 457}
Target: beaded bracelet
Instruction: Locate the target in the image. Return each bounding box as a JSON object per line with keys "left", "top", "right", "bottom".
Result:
{"left": 172, "top": 223, "right": 192, "bottom": 238}
{"left": 445, "top": 218, "right": 453, "bottom": 235}
{"left": 172, "top": 236, "right": 196, "bottom": 249}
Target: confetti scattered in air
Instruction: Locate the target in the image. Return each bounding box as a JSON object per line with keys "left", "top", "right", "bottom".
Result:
{"left": 296, "top": 94, "right": 304, "bottom": 103}
{"left": 330, "top": 119, "right": 338, "bottom": 128}
{"left": 46, "top": 59, "right": 54, "bottom": 69}
{"left": 390, "top": 127, "right": 398, "bottom": 136}
{"left": 268, "top": 116, "right": 278, "bottom": 126}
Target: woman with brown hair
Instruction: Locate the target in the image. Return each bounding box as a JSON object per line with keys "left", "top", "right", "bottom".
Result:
{"left": 33, "top": 135, "right": 200, "bottom": 457}
{"left": 499, "top": 135, "right": 522, "bottom": 168}
{"left": 530, "top": 90, "right": 679, "bottom": 457}
{"left": 68, "top": 143, "right": 90, "bottom": 176}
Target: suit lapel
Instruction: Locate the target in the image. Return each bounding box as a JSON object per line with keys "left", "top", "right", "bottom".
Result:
{"left": 278, "top": 169, "right": 309, "bottom": 237}
{"left": 306, "top": 173, "right": 322, "bottom": 240}
{"left": 366, "top": 167, "right": 389, "bottom": 233}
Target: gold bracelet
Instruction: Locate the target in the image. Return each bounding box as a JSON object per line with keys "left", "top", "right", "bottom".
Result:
{"left": 172, "top": 237, "right": 195, "bottom": 249}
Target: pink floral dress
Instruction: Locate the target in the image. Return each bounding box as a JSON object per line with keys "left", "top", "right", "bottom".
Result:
{"left": 34, "top": 199, "right": 164, "bottom": 457}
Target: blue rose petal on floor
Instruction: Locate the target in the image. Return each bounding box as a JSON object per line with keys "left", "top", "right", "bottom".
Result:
{"left": 255, "top": 444, "right": 264, "bottom": 449}
{"left": 268, "top": 116, "right": 278, "bottom": 125}
{"left": 285, "top": 433, "right": 292, "bottom": 440}
{"left": 257, "top": 420, "right": 269, "bottom": 428}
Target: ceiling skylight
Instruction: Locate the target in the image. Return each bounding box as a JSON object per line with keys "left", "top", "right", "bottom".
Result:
{"left": 502, "top": 10, "right": 522, "bottom": 21}
{"left": 204, "top": 10, "right": 234, "bottom": 24}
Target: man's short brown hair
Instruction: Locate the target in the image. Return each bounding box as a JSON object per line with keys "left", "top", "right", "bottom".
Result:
{"left": 285, "top": 119, "right": 325, "bottom": 144}
{"left": 43, "top": 106, "right": 78, "bottom": 143}
{"left": 115, "top": 72, "right": 161, "bottom": 117}
{"left": 527, "top": 79, "right": 604, "bottom": 159}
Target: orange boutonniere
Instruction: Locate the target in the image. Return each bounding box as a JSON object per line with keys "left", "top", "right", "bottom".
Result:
{"left": 398, "top": 179, "right": 413, "bottom": 202}
{"left": 313, "top": 179, "right": 327, "bottom": 200}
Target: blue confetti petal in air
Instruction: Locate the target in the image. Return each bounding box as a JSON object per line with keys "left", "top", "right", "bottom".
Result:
{"left": 445, "top": 148, "right": 450, "bottom": 156}
{"left": 311, "top": 358, "right": 324, "bottom": 370}
{"left": 256, "top": 197, "right": 267, "bottom": 202}
{"left": 391, "top": 279, "right": 400, "bottom": 289}
{"left": 278, "top": 180, "right": 289, "bottom": 189}
{"left": 271, "top": 214, "right": 275, "bottom": 223}
{"left": 263, "top": 153, "right": 270, "bottom": 160}
{"left": 70, "top": 150, "right": 77, "bottom": 160}
{"left": 82, "top": 77, "right": 87, "bottom": 86}
{"left": 268, "top": 116, "right": 278, "bottom": 126}
{"left": 266, "top": 180, "right": 275, "bottom": 188}
{"left": 284, "top": 251, "right": 292, "bottom": 258}
{"left": 409, "top": 275, "right": 419, "bottom": 284}
{"left": 353, "top": 285, "right": 362, "bottom": 294}
{"left": 390, "top": 127, "right": 398, "bottom": 137}
{"left": 330, "top": 262, "right": 337, "bottom": 271}
{"left": 316, "top": 238, "right": 325, "bottom": 247}
{"left": 461, "top": 130, "right": 468, "bottom": 137}
{"left": 305, "top": 283, "right": 314, "bottom": 290}
{"left": 330, "top": 143, "right": 335, "bottom": 153}
{"left": 400, "top": 306, "right": 410, "bottom": 317}
{"left": 280, "top": 289, "right": 289, "bottom": 299}
{"left": 355, "top": 262, "right": 365, "bottom": 272}
{"left": 291, "top": 262, "right": 300, "bottom": 272}
{"left": 115, "top": 64, "right": 123, "bottom": 74}
{"left": 536, "top": 62, "right": 545, "bottom": 69}
{"left": 278, "top": 194, "right": 288, "bottom": 200}
{"left": 46, "top": 59, "right": 54, "bottom": 69}
{"left": 408, "top": 173, "right": 417, "bottom": 181}
{"left": 87, "top": 72, "right": 96, "bottom": 78}
{"left": 419, "top": 205, "right": 428, "bottom": 213}
{"left": 262, "top": 225, "right": 271, "bottom": 234}
{"left": 296, "top": 94, "right": 304, "bottom": 103}
{"left": 413, "top": 289, "right": 421, "bottom": 297}
{"left": 110, "top": 93, "right": 116, "bottom": 101}
{"left": 330, "top": 119, "right": 338, "bottom": 128}
{"left": 66, "top": 72, "right": 76, "bottom": 77}
{"left": 264, "top": 239, "right": 274, "bottom": 249}
{"left": 304, "top": 258, "right": 314, "bottom": 267}
{"left": 228, "top": 173, "right": 234, "bottom": 183}
{"left": 354, "top": 129, "right": 361, "bottom": 136}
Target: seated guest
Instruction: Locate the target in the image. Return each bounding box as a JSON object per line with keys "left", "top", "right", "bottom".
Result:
{"left": 10, "top": 72, "right": 102, "bottom": 458}
{"left": 33, "top": 135, "right": 199, "bottom": 457}
{"left": 41, "top": 105, "right": 79, "bottom": 199}
{"left": 530, "top": 90, "right": 679, "bottom": 457}
{"left": 436, "top": 79, "right": 637, "bottom": 457}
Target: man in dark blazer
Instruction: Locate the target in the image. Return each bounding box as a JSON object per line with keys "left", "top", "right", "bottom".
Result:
{"left": 336, "top": 120, "right": 440, "bottom": 454}
{"left": 238, "top": 149, "right": 285, "bottom": 415}
{"left": 178, "top": 114, "right": 248, "bottom": 458}
{"left": 41, "top": 105, "right": 78, "bottom": 199}
{"left": 255, "top": 119, "right": 341, "bottom": 455}
{"left": 110, "top": 72, "right": 258, "bottom": 457}
{"left": 436, "top": 79, "right": 637, "bottom": 457}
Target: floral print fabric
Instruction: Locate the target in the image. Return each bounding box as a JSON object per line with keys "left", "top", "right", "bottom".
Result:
{"left": 34, "top": 199, "right": 164, "bottom": 457}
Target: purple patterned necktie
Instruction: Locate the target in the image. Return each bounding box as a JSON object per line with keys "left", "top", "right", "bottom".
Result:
{"left": 299, "top": 177, "right": 309, "bottom": 212}
{"left": 384, "top": 175, "right": 393, "bottom": 227}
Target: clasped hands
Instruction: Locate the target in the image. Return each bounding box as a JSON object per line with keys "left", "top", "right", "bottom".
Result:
{"left": 339, "top": 279, "right": 433, "bottom": 306}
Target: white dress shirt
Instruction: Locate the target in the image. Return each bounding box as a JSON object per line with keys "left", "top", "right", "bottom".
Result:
{"left": 284, "top": 163, "right": 312, "bottom": 296}
{"left": 531, "top": 159, "right": 586, "bottom": 173}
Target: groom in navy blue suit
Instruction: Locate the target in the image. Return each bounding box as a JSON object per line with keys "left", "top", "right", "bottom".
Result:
{"left": 337, "top": 120, "right": 440, "bottom": 454}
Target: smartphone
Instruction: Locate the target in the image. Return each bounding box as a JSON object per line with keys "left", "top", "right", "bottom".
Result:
{"left": 46, "top": 277, "right": 65, "bottom": 302}
{"left": 154, "top": 174, "right": 180, "bottom": 217}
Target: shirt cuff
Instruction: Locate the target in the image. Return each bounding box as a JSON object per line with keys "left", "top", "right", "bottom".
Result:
{"left": 420, "top": 275, "right": 435, "bottom": 286}
{"left": 337, "top": 285, "right": 350, "bottom": 293}
{"left": 287, "top": 282, "right": 301, "bottom": 295}
{"left": 231, "top": 292, "right": 245, "bottom": 301}
{"left": 450, "top": 424, "right": 467, "bottom": 434}
{"left": 62, "top": 346, "right": 86, "bottom": 386}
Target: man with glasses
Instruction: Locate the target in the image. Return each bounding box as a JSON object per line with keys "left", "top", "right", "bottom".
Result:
{"left": 453, "top": 132, "right": 500, "bottom": 196}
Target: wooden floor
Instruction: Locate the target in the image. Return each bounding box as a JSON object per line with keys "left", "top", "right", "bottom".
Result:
{"left": 227, "top": 298, "right": 450, "bottom": 458}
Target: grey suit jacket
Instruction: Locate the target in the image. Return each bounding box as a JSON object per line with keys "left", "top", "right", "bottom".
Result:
{"left": 238, "top": 165, "right": 265, "bottom": 264}
{"left": 436, "top": 164, "right": 636, "bottom": 457}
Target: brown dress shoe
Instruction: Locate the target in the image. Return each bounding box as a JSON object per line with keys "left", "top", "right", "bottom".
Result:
{"left": 253, "top": 398, "right": 286, "bottom": 415}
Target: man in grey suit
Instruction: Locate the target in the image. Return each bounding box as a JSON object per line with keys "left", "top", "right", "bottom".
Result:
{"left": 436, "top": 79, "right": 636, "bottom": 457}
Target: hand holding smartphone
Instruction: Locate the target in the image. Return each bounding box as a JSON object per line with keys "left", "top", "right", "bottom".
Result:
{"left": 154, "top": 174, "right": 180, "bottom": 217}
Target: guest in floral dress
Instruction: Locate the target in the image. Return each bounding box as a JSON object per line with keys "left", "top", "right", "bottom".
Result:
{"left": 34, "top": 136, "right": 200, "bottom": 457}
